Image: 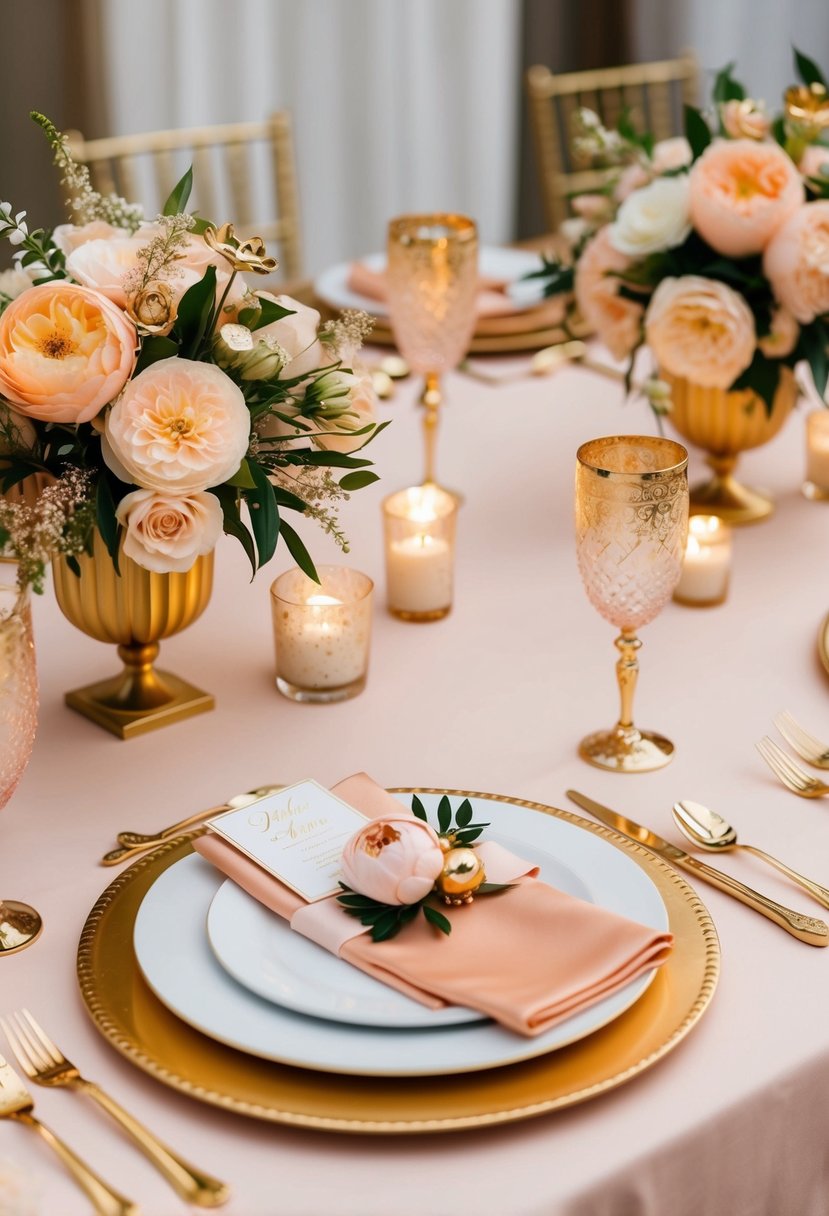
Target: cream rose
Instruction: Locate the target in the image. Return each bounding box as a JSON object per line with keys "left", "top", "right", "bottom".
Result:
{"left": 0, "top": 282, "right": 136, "bottom": 423}
{"left": 104, "top": 356, "right": 250, "bottom": 493}
{"left": 574, "top": 226, "right": 644, "bottom": 362}
{"left": 763, "top": 201, "right": 829, "bottom": 323}
{"left": 689, "top": 139, "right": 804, "bottom": 257}
{"left": 645, "top": 275, "right": 756, "bottom": 389}
{"left": 52, "top": 220, "right": 123, "bottom": 257}
{"left": 116, "top": 488, "right": 223, "bottom": 573}
{"left": 252, "top": 293, "right": 325, "bottom": 379}
{"left": 610, "top": 175, "right": 691, "bottom": 256}
{"left": 340, "top": 816, "right": 444, "bottom": 906}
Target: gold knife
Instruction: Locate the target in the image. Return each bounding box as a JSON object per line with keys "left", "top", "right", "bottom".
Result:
{"left": 566, "top": 790, "right": 829, "bottom": 947}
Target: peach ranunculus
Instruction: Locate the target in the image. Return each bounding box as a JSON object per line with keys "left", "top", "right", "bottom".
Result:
{"left": 340, "top": 815, "right": 444, "bottom": 906}
{"left": 645, "top": 275, "right": 756, "bottom": 389}
{"left": 251, "top": 293, "right": 326, "bottom": 380}
{"left": 763, "top": 200, "right": 829, "bottom": 323}
{"left": 574, "top": 226, "right": 644, "bottom": 361}
{"left": 689, "top": 139, "right": 804, "bottom": 257}
{"left": 116, "top": 488, "right": 223, "bottom": 573}
{"left": 51, "top": 221, "right": 123, "bottom": 257}
{"left": 0, "top": 282, "right": 136, "bottom": 424}
{"left": 758, "top": 306, "right": 799, "bottom": 358}
{"left": 103, "top": 356, "right": 251, "bottom": 493}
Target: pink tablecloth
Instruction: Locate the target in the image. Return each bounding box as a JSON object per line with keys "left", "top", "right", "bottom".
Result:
{"left": 4, "top": 351, "right": 829, "bottom": 1215}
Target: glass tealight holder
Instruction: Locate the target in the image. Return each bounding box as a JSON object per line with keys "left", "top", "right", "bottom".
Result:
{"left": 270, "top": 565, "right": 373, "bottom": 703}
{"left": 382, "top": 485, "right": 457, "bottom": 621}
{"left": 673, "top": 515, "right": 732, "bottom": 608}
{"left": 803, "top": 411, "right": 829, "bottom": 500}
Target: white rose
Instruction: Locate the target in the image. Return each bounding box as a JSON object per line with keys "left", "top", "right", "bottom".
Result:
{"left": 116, "top": 488, "right": 223, "bottom": 573}
{"left": 610, "top": 176, "right": 691, "bottom": 257}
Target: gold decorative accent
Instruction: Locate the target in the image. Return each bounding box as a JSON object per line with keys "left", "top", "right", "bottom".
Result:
{"left": 76, "top": 789, "right": 719, "bottom": 1133}
{"left": 0, "top": 901, "right": 42, "bottom": 956}
{"left": 437, "top": 846, "right": 486, "bottom": 903}
{"left": 665, "top": 367, "right": 797, "bottom": 525}
{"left": 52, "top": 530, "right": 214, "bottom": 739}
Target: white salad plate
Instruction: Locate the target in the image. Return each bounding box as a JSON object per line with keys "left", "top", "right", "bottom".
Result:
{"left": 133, "top": 792, "right": 668, "bottom": 1078}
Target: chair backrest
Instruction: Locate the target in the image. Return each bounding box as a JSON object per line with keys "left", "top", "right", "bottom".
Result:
{"left": 526, "top": 55, "right": 698, "bottom": 230}
{"left": 64, "top": 112, "right": 303, "bottom": 280}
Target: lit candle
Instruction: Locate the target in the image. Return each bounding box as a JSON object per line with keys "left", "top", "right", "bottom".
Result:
{"left": 673, "top": 515, "right": 732, "bottom": 607}
{"left": 382, "top": 485, "right": 458, "bottom": 620}
{"left": 804, "top": 411, "right": 829, "bottom": 500}
{"left": 270, "top": 566, "right": 373, "bottom": 702}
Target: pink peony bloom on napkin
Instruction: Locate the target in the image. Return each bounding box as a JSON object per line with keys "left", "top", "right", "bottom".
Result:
{"left": 574, "top": 226, "right": 644, "bottom": 361}
{"left": 763, "top": 200, "right": 829, "bottom": 323}
{"left": 341, "top": 814, "right": 444, "bottom": 906}
{"left": 116, "top": 488, "right": 223, "bottom": 573}
{"left": 645, "top": 274, "right": 756, "bottom": 389}
{"left": 0, "top": 282, "right": 136, "bottom": 423}
{"left": 104, "top": 356, "right": 250, "bottom": 493}
{"left": 689, "top": 138, "right": 804, "bottom": 257}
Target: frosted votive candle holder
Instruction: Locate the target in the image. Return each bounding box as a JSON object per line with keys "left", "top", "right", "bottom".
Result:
{"left": 270, "top": 565, "right": 373, "bottom": 702}
{"left": 383, "top": 485, "right": 457, "bottom": 621}
{"left": 803, "top": 411, "right": 829, "bottom": 500}
{"left": 673, "top": 515, "right": 732, "bottom": 608}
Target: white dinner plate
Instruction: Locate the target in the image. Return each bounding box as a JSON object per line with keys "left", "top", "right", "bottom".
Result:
{"left": 133, "top": 793, "right": 668, "bottom": 1077}
{"left": 313, "top": 247, "right": 546, "bottom": 319}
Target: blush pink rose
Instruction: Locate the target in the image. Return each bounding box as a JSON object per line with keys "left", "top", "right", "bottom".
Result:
{"left": 340, "top": 815, "right": 444, "bottom": 906}
{"left": 116, "top": 488, "right": 223, "bottom": 573}
{"left": 645, "top": 275, "right": 756, "bottom": 389}
{"left": 104, "top": 357, "right": 250, "bottom": 493}
{"left": 763, "top": 201, "right": 829, "bottom": 323}
{"left": 51, "top": 220, "right": 123, "bottom": 257}
{"left": 689, "top": 139, "right": 804, "bottom": 257}
{"left": 0, "top": 282, "right": 136, "bottom": 423}
{"left": 574, "top": 226, "right": 644, "bottom": 361}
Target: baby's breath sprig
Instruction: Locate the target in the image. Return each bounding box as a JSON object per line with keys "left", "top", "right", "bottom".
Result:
{"left": 121, "top": 213, "right": 196, "bottom": 296}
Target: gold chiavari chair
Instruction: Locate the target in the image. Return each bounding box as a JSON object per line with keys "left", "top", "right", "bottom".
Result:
{"left": 64, "top": 112, "right": 303, "bottom": 279}
{"left": 526, "top": 54, "right": 698, "bottom": 230}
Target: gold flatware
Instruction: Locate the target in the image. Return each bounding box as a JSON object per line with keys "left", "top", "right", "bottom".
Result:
{"left": 102, "top": 784, "right": 283, "bottom": 866}
{"left": 1, "top": 1009, "right": 229, "bottom": 1208}
{"left": 672, "top": 800, "right": 829, "bottom": 910}
{"left": 756, "top": 736, "right": 829, "bottom": 798}
{"left": 0, "top": 1050, "right": 137, "bottom": 1216}
{"left": 566, "top": 790, "right": 829, "bottom": 946}
{"left": 774, "top": 710, "right": 829, "bottom": 769}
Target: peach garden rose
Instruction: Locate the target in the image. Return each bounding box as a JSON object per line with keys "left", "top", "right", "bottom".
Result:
{"left": 116, "top": 488, "right": 223, "bottom": 573}
{"left": 644, "top": 275, "right": 756, "bottom": 389}
{"left": 574, "top": 226, "right": 644, "bottom": 362}
{"left": 689, "top": 139, "right": 804, "bottom": 257}
{"left": 340, "top": 816, "right": 444, "bottom": 906}
{"left": 763, "top": 200, "right": 829, "bottom": 322}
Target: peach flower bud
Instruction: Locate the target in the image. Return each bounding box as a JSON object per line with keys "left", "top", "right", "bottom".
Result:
{"left": 758, "top": 306, "right": 799, "bottom": 358}
{"left": 313, "top": 368, "right": 377, "bottom": 454}
{"left": 689, "top": 138, "right": 804, "bottom": 257}
{"left": 0, "top": 282, "right": 136, "bottom": 424}
{"left": 213, "top": 323, "right": 285, "bottom": 381}
{"left": 116, "top": 488, "right": 223, "bottom": 574}
{"left": 574, "top": 226, "right": 644, "bottom": 362}
{"left": 763, "top": 200, "right": 829, "bottom": 323}
{"left": 126, "top": 281, "right": 176, "bottom": 335}
{"left": 720, "top": 99, "right": 771, "bottom": 141}
{"left": 340, "top": 815, "right": 444, "bottom": 906}
{"left": 104, "top": 356, "right": 251, "bottom": 493}
{"left": 645, "top": 275, "right": 756, "bottom": 389}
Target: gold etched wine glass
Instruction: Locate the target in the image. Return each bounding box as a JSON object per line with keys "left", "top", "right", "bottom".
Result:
{"left": 386, "top": 214, "right": 478, "bottom": 489}
{"left": 575, "top": 436, "right": 689, "bottom": 773}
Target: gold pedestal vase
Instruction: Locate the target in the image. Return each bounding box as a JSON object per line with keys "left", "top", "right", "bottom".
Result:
{"left": 665, "top": 367, "right": 797, "bottom": 525}
{"left": 52, "top": 531, "right": 214, "bottom": 739}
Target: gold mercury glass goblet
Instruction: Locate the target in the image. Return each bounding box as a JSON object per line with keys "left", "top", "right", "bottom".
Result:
{"left": 575, "top": 436, "right": 689, "bottom": 773}
{"left": 386, "top": 214, "right": 478, "bottom": 490}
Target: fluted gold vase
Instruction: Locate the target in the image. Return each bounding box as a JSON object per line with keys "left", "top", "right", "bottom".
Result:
{"left": 52, "top": 531, "right": 214, "bottom": 739}
{"left": 665, "top": 367, "right": 797, "bottom": 525}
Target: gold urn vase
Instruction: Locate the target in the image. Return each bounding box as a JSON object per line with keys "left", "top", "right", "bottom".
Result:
{"left": 52, "top": 530, "right": 214, "bottom": 739}
{"left": 664, "top": 367, "right": 798, "bottom": 525}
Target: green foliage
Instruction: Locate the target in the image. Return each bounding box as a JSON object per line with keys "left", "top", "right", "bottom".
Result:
{"left": 94, "top": 473, "right": 121, "bottom": 574}
{"left": 794, "top": 47, "right": 828, "bottom": 89}
{"left": 730, "top": 351, "right": 782, "bottom": 416}
{"left": 277, "top": 519, "right": 319, "bottom": 583}
{"left": 713, "top": 62, "right": 746, "bottom": 104}
{"left": 684, "top": 105, "right": 712, "bottom": 160}
{"left": 617, "top": 108, "right": 654, "bottom": 158}
{"left": 339, "top": 470, "right": 380, "bottom": 492}
{"left": 174, "top": 265, "right": 217, "bottom": 358}
{"left": 244, "top": 458, "right": 280, "bottom": 568}
{"left": 798, "top": 319, "right": 829, "bottom": 398}
{"left": 162, "top": 167, "right": 193, "bottom": 216}
{"left": 238, "top": 296, "right": 295, "bottom": 331}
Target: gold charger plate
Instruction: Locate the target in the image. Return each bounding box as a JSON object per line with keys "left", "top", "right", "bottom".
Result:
{"left": 77, "top": 790, "right": 719, "bottom": 1135}
{"left": 818, "top": 611, "right": 829, "bottom": 677}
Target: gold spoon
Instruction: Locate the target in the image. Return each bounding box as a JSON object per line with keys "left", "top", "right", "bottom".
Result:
{"left": 672, "top": 800, "right": 829, "bottom": 910}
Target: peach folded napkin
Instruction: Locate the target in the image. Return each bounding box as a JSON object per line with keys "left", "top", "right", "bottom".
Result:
{"left": 194, "top": 773, "right": 673, "bottom": 1037}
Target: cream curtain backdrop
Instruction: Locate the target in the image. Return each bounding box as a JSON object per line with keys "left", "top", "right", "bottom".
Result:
{"left": 97, "top": 0, "right": 522, "bottom": 275}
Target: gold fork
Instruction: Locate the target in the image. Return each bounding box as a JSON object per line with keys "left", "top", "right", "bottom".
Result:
{"left": 774, "top": 710, "right": 829, "bottom": 769}
{"left": 0, "top": 1049, "right": 137, "bottom": 1216}
{"left": 1, "top": 1010, "right": 230, "bottom": 1208}
{"left": 756, "top": 736, "right": 829, "bottom": 798}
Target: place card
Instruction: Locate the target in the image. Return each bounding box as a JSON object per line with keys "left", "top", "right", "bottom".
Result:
{"left": 206, "top": 779, "right": 368, "bottom": 902}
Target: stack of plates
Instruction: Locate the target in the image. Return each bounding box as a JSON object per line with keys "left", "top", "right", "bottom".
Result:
{"left": 77, "top": 790, "right": 719, "bottom": 1133}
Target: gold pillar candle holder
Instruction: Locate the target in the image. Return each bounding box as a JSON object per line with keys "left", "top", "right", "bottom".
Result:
{"left": 803, "top": 411, "right": 829, "bottom": 501}
{"left": 575, "top": 436, "right": 689, "bottom": 773}
{"left": 271, "top": 565, "right": 373, "bottom": 703}
{"left": 52, "top": 530, "right": 214, "bottom": 739}
{"left": 382, "top": 485, "right": 457, "bottom": 622}
{"left": 386, "top": 214, "right": 478, "bottom": 490}
{"left": 673, "top": 515, "right": 732, "bottom": 607}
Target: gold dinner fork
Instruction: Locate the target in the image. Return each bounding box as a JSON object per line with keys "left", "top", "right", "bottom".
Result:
{"left": 774, "top": 710, "right": 829, "bottom": 769}
{"left": 756, "top": 736, "right": 829, "bottom": 798}
{"left": 1, "top": 1010, "right": 230, "bottom": 1208}
{"left": 0, "top": 1050, "right": 137, "bottom": 1216}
